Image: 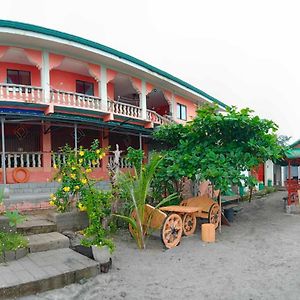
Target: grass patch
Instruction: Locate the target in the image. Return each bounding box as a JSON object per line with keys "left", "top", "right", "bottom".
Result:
{"left": 0, "top": 231, "right": 28, "bottom": 252}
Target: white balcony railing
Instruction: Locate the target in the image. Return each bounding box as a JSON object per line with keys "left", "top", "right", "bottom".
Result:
{"left": 50, "top": 89, "right": 101, "bottom": 111}
{"left": 51, "top": 152, "right": 101, "bottom": 168}
{"left": 0, "top": 83, "right": 43, "bottom": 103}
{"left": 146, "top": 109, "right": 172, "bottom": 125}
{"left": 108, "top": 100, "right": 142, "bottom": 119}
{"left": 0, "top": 152, "right": 43, "bottom": 168}
{"left": 108, "top": 155, "right": 132, "bottom": 169}
{"left": 0, "top": 84, "right": 172, "bottom": 126}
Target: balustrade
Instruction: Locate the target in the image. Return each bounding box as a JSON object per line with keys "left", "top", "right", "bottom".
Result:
{"left": 108, "top": 155, "right": 132, "bottom": 169}
{"left": 50, "top": 90, "right": 101, "bottom": 111}
{"left": 0, "top": 84, "right": 43, "bottom": 103}
{"left": 108, "top": 100, "right": 142, "bottom": 118}
{"left": 146, "top": 109, "right": 172, "bottom": 125}
{"left": 0, "top": 152, "right": 43, "bottom": 168}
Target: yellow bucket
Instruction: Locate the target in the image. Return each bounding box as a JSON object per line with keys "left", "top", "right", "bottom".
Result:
{"left": 201, "top": 223, "right": 215, "bottom": 243}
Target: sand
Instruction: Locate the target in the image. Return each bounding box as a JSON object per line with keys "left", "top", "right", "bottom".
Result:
{"left": 21, "top": 191, "right": 300, "bottom": 300}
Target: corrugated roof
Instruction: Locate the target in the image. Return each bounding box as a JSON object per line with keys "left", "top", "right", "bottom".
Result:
{"left": 0, "top": 20, "right": 228, "bottom": 108}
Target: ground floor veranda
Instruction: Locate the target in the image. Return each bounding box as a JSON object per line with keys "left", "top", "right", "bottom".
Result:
{"left": 0, "top": 115, "right": 151, "bottom": 184}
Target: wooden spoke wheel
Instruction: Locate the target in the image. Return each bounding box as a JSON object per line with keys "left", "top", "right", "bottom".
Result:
{"left": 128, "top": 210, "right": 147, "bottom": 239}
{"left": 182, "top": 213, "right": 197, "bottom": 236}
{"left": 161, "top": 213, "right": 183, "bottom": 249}
{"left": 208, "top": 203, "right": 220, "bottom": 229}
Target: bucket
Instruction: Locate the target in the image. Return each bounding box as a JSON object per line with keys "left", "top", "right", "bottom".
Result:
{"left": 224, "top": 208, "right": 234, "bottom": 222}
{"left": 259, "top": 182, "right": 264, "bottom": 191}
{"left": 201, "top": 223, "right": 215, "bottom": 243}
{"left": 267, "top": 179, "right": 272, "bottom": 187}
{"left": 239, "top": 186, "right": 244, "bottom": 196}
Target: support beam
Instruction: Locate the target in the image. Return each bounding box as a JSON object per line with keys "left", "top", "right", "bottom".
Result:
{"left": 74, "top": 123, "right": 78, "bottom": 151}
{"left": 100, "top": 65, "right": 108, "bottom": 111}
{"left": 41, "top": 51, "right": 50, "bottom": 103}
{"left": 1, "top": 117, "right": 6, "bottom": 185}
{"left": 140, "top": 80, "right": 147, "bottom": 120}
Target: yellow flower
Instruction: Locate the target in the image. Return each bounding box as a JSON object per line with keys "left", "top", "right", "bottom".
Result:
{"left": 96, "top": 149, "right": 100, "bottom": 154}
{"left": 85, "top": 168, "right": 92, "bottom": 173}
{"left": 70, "top": 173, "right": 76, "bottom": 179}
{"left": 50, "top": 194, "right": 57, "bottom": 201}
{"left": 79, "top": 158, "right": 83, "bottom": 164}
{"left": 79, "top": 150, "right": 85, "bottom": 157}
{"left": 78, "top": 202, "right": 87, "bottom": 212}
{"left": 53, "top": 164, "right": 58, "bottom": 169}
{"left": 49, "top": 200, "right": 55, "bottom": 206}
{"left": 63, "top": 186, "right": 70, "bottom": 192}
{"left": 74, "top": 185, "right": 80, "bottom": 191}
{"left": 71, "top": 166, "right": 76, "bottom": 171}
{"left": 92, "top": 160, "right": 96, "bottom": 165}
{"left": 99, "top": 153, "right": 106, "bottom": 159}
{"left": 57, "top": 178, "right": 62, "bottom": 183}
{"left": 81, "top": 178, "right": 87, "bottom": 184}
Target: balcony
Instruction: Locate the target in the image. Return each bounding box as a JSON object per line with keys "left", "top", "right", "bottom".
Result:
{"left": 0, "top": 84, "right": 172, "bottom": 126}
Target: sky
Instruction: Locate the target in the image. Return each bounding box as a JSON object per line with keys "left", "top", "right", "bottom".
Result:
{"left": 0, "top": 0, "right": 299, "bottom": 142}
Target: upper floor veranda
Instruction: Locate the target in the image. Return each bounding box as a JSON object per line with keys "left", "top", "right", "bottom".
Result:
{"left": 0, "top": 20, "right": 227, "bottom": 128}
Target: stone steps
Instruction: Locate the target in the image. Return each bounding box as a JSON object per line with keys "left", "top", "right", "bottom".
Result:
{"left": 0, "top": 248, "right": 100, "bottom": 299}
{"left": 27, "top": 232, "right": 70, "bottom": 253}
{"left": 17, "top": 216, "right": 57, "bottom": 235}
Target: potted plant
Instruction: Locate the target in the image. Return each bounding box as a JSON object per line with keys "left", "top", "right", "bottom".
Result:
{"left": 79, "top": 188, "right": 115, "bottom": 272}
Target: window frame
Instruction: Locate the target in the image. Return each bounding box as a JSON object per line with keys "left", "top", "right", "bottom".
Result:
{"left": 7, "top": 69, "right": 31, "bottom": 86}
{"left": 76, "top": 80, "right": 94, "bottom": 96}
{"left": 176, "top": 103, "right": 187, "bottom": 121}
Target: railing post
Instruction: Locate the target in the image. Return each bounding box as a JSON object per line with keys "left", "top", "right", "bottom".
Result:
{"left": 100, "top": 65, "right": 108, "bottom": 112}
{"left": 41, "top": 51, "right": 50, "bottom": 103}
{"left": 140, "top": 80, "right": 147, "bottom": 120}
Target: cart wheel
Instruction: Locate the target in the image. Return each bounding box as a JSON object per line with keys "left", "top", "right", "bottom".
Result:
{"left": 182, "top": 213, "right": 197, "bottom": 236}
{"left": 161, "top": 213, "right": 183, "bottom": 249}
{"left": 208, "top": 203, "right": 220, "bottom": 229}
{"left": 128, "top": 209, "right": 147, "bottom": 239}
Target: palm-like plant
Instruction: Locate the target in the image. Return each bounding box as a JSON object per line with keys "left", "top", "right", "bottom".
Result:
{"left": 115, "top": 149, "right": 175, "bottom": 249}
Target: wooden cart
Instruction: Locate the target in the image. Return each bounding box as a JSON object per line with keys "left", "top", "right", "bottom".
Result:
{"left": 180, "top": 195, "right": 220, "bottom": 229}
{"left": 129, "top": 204, "right": 202, "bottom": 249}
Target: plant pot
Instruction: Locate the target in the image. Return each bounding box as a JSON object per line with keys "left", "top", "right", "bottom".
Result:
{"left": 91, "top": 245, "right": 111, "bottom": 263}
{"left": 91, "top": 245, "right": 112, "bottom": 273}
{"left": 47, "top": 210, "right": 89, "bottom": 232}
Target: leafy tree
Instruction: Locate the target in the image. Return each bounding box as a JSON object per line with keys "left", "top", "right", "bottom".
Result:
{"left": 153, "top": 104, "right": 284, "bottom": 195}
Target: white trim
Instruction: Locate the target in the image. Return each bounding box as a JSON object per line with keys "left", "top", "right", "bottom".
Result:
{"left": 141, "top": 80, "right": 147, "bottom": 120}
{"left": 100, "top": 65, "right": 107, "bottom": 111}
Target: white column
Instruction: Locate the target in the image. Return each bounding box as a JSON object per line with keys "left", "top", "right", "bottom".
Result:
{"left": 100, "top": 65, "right": 108, "bottom": 111}
{"left": 281, "top": 166, "right": 285, "bottom": 186}
{"left": 41, "top": 51, "right": 50, "bottom": 103}
{"left": 264, "top": 160, "right": 274, "bottom": 186}
{"left": 171, "top": 93, "right": 176, "bottom": 118}
{"left": 141, "top": 80, "right": 147, "bottom": 120}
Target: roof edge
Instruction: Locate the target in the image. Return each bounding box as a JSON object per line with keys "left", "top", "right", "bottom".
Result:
{"left": 0, "top": 19, "right": 228, "bottom": 108}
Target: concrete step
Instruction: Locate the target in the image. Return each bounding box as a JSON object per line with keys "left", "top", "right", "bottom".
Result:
{"left": 17, "top": 215, "right": 57, "bottom": 235}
{"left": 0, "top": 248, "right": 100, "bottom": 299}
{"left": 27, "top": 232, "right": 70, "bottom": 253}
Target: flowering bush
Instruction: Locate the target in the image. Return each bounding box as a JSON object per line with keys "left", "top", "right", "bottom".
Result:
{"left": 50, "top": 140, "right": 106, "bottom": 212}
{"left": 51, "top": 139, "right": 115, "bottom": 252}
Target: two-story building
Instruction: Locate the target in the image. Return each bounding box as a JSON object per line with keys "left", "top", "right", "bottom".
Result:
{"left": 0, "top": 20, "right": 227, "bottom": 188}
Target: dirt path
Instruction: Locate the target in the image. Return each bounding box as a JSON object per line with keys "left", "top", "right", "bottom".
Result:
{"left": 22, "top": 191, "right": 300, "bottom": 300}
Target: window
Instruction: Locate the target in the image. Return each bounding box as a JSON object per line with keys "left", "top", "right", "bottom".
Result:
{"left": 7, "top": 70, "right": 31, "bottom": 85}
{"left": 177, "top": 103, "right": 187, "bottom": 120}
{"left": 76, "top": 80, "right": 94, "bottom": 96}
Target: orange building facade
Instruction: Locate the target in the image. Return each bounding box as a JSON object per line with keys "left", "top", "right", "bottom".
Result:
{"left": 0, "top": 20, "right": 227, "bottom": 185}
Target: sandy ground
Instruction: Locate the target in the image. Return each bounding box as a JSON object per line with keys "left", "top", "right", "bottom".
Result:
{"left": 21, "top": 191, "right": 300, "bottom": 300}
